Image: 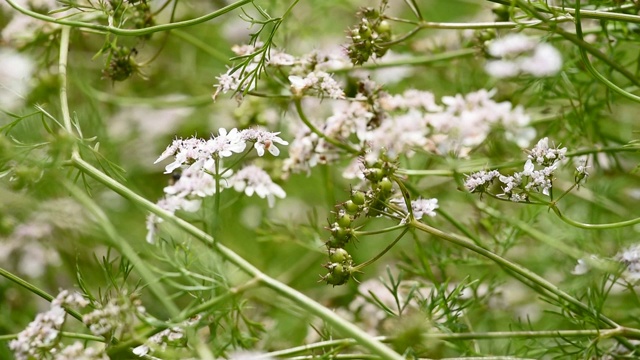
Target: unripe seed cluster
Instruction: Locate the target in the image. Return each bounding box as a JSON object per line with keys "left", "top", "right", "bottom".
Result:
{"left": 321, "top": 158, "right": 398, "bottom": 286}
{"left": 346, "top": 4, "right": 393, "bottom": 65}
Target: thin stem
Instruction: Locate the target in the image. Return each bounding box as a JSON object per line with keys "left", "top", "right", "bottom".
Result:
{"left": 488, "top": 0, "right": 640, "bottom": 24}
{"left": 397, "top": 169, "right": 455, "bottom": 176}
{"left": 4, "top": 0, "right": 252, "bottom": 37}
{"left": 355, "top": 223, "right": 408, "bottom": 236}
{"left": 61, "top": 179, "right": 181, "bottom": 317}
{"left": 0, "top": 267, "right": 84, "bottom": 323}
{"left": 515, "top": 0, "right": 640, "bottom": 88}
{"left": 0, "top": 332, "right": 104, "bottom": 342}
{"left": 59, "top": 26, "right": 72, "bottom": 134}
{"left": 71, "top": 155, "right": 403, "bottom": 360}
{"left": 353, "top": 227, "right": 409, "bottom": 271}
{"left": 477, "top": 203, "right": 587, "bottom": 261}
{"left": 409, "top": 219, "right": 621, "bottom": 330}
{"left": 550, "top": 205, "right": 640, "bottom": 230}
{"left": 573, "top": 0, "right": 640, "bottom": 103}
{"left": 293, "top": 99, "right": 360, "bottom": 155}
{"left": 108, "top": 279, "right": 259, "bottom": 357}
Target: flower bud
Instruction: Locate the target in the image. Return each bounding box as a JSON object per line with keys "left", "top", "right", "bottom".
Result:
{"left": 329, "top": 248, "right": 351, "bottom": 263}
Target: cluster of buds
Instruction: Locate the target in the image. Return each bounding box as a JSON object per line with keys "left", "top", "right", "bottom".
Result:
{"left": 346, "top": 4, "right": 393, "bottom": 65}
{"left": 102, "top": 46, "right": 141, "bottom": 82}
{"left": 321, "top": 158, "right": 398, "bottom": 286}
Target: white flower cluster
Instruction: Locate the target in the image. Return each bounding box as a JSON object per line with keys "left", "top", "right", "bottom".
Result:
{"left": 10, "top": 290, "right": 102, "bottom": 360}
{"left": 132, "top": 327, "right": 185, "bottom": 357}
{"left": 82, "top": 294, "right": 145, "bottom": 336}
{"left": 213, "top": 42, "right": 299, "bottom": 100}
{"left": 284, "top": 85, "right": 536, "bottom": 177}
{"left": 485, "top": 34, "right": 563, "bottom": 78}
{"left": 132, "top": 315, "right": 201, "bottom": 357}
{"left": 616, "top": 244, "right": 640, "bottom": 283}
{"left": 148, "top": 128, "right": 288, "bottom": 243}
{"left": 390, "top": 197, "right": 439, "bottom": 220}
{"left": 464, "top": 137, "right": 568, "bottom": 201}
{"left": 0, "top": 48, "right": 35, "bottom": 112}
{"left": 289, "top": 71, "right": 345, "bottom": 99}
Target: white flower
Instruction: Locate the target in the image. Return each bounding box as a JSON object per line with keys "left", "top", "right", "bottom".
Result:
{"left": 527, "top": 137, "right": 567, "bottom": 166}
{"left": 155, "top": 129, "right": 247, "bottom": 173}
{"left": 464, "top": 170, "right": 500, "bottom": 192}
{"left": 391, "top": 197, "right": 439, "bottom": 219}
{"left": 10, "top": 301, "right": 67, "bottom": 359}
{"left": 485, "top": 34, "right": 562, "bottom": 78}
{"left": 268, "top": 51, "right": 296, "bottom": 66}
{"left": 520, "top": 43, "right": 563, "bottom": 77}
{"left": 0, "top": 49, "right": 34, "bottom": 112}
{"left": 289, "top": 71, "right": 344, "bottom": 99}
{"left": 616, "top": 245, "right": 640, "bottom": 283}
{"left": 241, "top": 128, "right": 289, "bottom": 156}
{"left": 52, "top": 290, "right": 89, "bottom": 308}
{"left": 56, "top": 342, "right": 108, "bottom": 360}
{"left": 230, "top": 165, "right": 286, "bottom": 207}
{"left": 487, "top": 34, "right": 537, "bottom": 57}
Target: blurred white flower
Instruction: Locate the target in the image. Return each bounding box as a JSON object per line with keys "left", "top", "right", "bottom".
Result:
{"left": 230, "top": 165, "right": 286, "bottom": 207}
{"left": 616, "top": 244, "right": 640, "bottom": 283}
{"left": 0, "top": 49, "right": 34, "bottom": 112}
{"left": 485, "top": 34, "right": 562, "bottom": 78}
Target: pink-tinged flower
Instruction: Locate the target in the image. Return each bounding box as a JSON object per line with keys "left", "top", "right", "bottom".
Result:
{"left": 241, "top": 128, "right": 289, "bottom": 156}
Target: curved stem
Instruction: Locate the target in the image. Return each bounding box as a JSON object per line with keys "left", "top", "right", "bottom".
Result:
{"left": 353, "top": 227, "right": 409, "bottom": 271}
{"left": 293, "top": 98, "right": 360, "bottom": 155}
{"left": 573, "top": 0, "right": 640, "bottom": 102}
{"left": 550, "top": 205, "right": 640, "bottom": 230}
{"left": 515, "top": 0, "right": 640, "bottom": 88}
{"left": 71, "top": 155, "right": 403, "bottom": 360}
{"left": 5, "top": 0, "right": 252, "bottom": 37}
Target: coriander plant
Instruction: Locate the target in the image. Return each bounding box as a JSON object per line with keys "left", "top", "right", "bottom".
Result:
{"left": 1, "top": 0, "right": 640, "bottom": 359}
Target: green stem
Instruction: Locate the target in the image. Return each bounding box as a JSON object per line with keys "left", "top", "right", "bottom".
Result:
{"left": 355, "top": 223, "right": 408, "bottom": 236}
{"left": 353, "top": 228, "right": 409, "bottom": 271}
{"left": 408, "top": 219, "right": 621, "bottom": 330}
{"left": 4, "top": 0, "right": 252, "bottom": 37}
{"left": 0, "top": 267, "right": 84, "bottom": 323}
{"left": 573, "top": 0, "right": 640, "bottom": 102}
{"left": 59, "top": 26, "right": 73, "bottom": 134}
{"left": 0, "top": 331, "right": 104, "bottom": 342}
{"left": 477, "top": 203, "right": 587, "bottom": 261}
{"left": 397, "top": 169, "right": 455, "bottom": 176}
{"left": 550, "top": 205, "right": 640, "bottom": 230}
{"left": 71, "top": 155, "right": 403, "bottom": 360}
{"left": 488, "top": 0, "right": 640, "bottom": 25}
{"left": 61, "top": 179, "right": 180, "bottom": 317}
{"left": 293, "top": 99, "right": 360, "bottom": 155}
{"left": 107, "top": 279, "right": 259, "bottom": 357}
{"left": 515, "top": 0, "right": 640, "bottom": 88}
